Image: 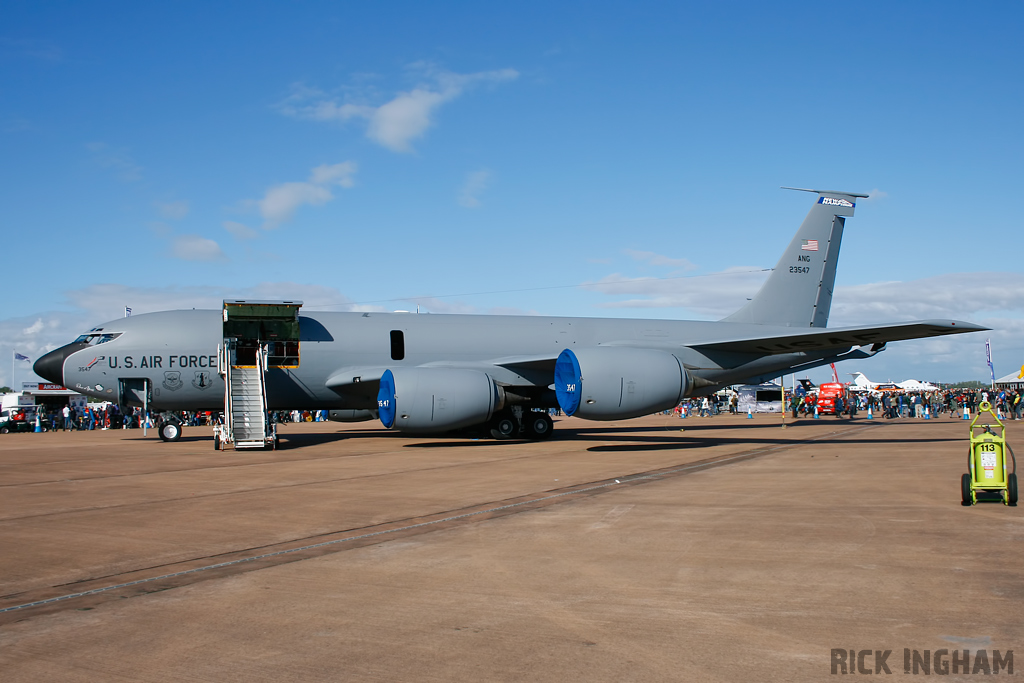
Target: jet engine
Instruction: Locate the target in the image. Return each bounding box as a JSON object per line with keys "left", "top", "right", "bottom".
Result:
{"left": 377, "top": 367, "right": 505, "bottom": 433}
{"left": 554, "top": 347, "right": 689, "bottom": 420}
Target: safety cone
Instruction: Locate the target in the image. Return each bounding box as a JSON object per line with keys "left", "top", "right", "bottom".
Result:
{"left": 924, "top": 405, "right": 930, "bottom": 420}
{"left": 746, "top": 406, "right": 753, "bottom": 419}
{"left": 813, "top": 405, "right": 819, "bottom": 419}
{"left": 34, "top": 414, "right": 42, "bottom": 433}
{"left": 867, "top": 405, "right": 873, "bottom": 420}
{"left": 963, "top": 406, "right": 970, "bottom": 420}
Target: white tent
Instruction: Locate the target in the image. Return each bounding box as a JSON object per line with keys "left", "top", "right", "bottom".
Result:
{"left": 994, "top": 369, "right": 1024, "bottom": 391}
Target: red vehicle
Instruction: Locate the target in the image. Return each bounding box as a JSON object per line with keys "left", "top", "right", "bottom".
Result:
{"left": 815, "top": 382, "right": 850, "bottom": 416}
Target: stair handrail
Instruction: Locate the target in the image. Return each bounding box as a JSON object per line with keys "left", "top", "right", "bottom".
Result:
{"left": 257, "top": 343, "right": 270, "bottom": 436}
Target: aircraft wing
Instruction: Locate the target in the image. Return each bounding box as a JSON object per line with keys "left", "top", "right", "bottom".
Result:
{"left": 692, "top": 320, "right": 988, "bottom": 355}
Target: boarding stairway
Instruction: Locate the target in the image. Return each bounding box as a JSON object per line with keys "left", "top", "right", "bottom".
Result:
{"left": 226, "top": 351, "right": 270, "bottom": 448}
{"left": 214, "top": 300, "right": 302, "bottom": 451}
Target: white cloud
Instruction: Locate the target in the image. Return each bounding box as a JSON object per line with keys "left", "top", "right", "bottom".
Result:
{"left": 63, "top": 282, "right": 358, "bottom": 321}
{"left": 309, "top": 162, "right": 357, "bottom": 187}
{"left": 252, "top": 162, "right": 357, "bottom": 228}
{"left": 156, "top": 200, "right": 190, "bottom": 220}
{"left": 582, "top": 268, "right": 1024, "bottom": 382}
{"left": 585, "top": 267, "right": 770, "bottom": 316}
{"left": 583, "top": 268, "right": 1024, "bottom": 326}
{"left": 458, "top": 169, "right": 491, "bottom": 208}
{"left": 624, "top": 249, "right": 698, "bottom": 270}
{"left": 223, "top": 220, "right": 259, "bottom": 240}
{"left": 0, "top": 314, "right": 91, "bottom": 387}
{"left": 85, "top": 142, "right": 142, "bottom": 182}
{"left": 830, "top": 273, "right": 1024, "bottom": 326}
{"left": 0, "top": 283, "right": 367, "bottom": 386}
{"left": 280, "top": 67, "right": 519, "bottom": 153}
{"left": 383, "top": 295, "right": 534, "bottom": 316}
{"left": 22, "top": 319, "right": 44, "bottom": 335}
{"left": 172, "top": 234, "right": 226, "bottom": 262}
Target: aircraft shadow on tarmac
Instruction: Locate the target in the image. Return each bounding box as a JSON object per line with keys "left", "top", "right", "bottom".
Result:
{"left": 125, "top": 421, "right": 965, "bottom": 452}
{"left": 403, "top": 421, "right": 964, "bottom": 451}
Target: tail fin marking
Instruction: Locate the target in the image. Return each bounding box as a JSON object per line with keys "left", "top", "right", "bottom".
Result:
{"left": 722, "top": 188, "right": 867, "bottom": 328}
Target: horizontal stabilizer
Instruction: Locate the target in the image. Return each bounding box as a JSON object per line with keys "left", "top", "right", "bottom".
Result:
{"left": 694, "top": 320, "right": 988, "bottom": 355}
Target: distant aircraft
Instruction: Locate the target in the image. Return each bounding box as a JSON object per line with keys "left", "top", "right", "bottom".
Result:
{"left": 850, "top": 371, "right": 939, "bottom": 393}
{"left": 35, "top": 188, "right": 986, "bottom": 443}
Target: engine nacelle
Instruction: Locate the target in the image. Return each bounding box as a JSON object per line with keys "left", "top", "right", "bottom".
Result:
{"left": 554, "top": 347, "right": 689, "bottom": 420}
{"left": 377, "top": 367, "right": 503, "bottom": 433}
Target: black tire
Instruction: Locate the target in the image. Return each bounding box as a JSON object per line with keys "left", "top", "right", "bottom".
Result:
{"left": 961, "top": 473, "right": 973, "bottom": 506}
{"left": 491, "top": 416, "right": 517, "bottom": 440}
{"left": 525, "top": 413, "right": 554, "bottom": 440}
{"left": 1008, "top": 473, "right": 1018, "bottom": 506}
{"left": 0, "top": 426, "right": 8, "bottom": 434}
{"left": 213, "top": 434, "right": 220, "bottom": 451}
{"left": 159, "top": 421, "right": 182, "bottom": 442}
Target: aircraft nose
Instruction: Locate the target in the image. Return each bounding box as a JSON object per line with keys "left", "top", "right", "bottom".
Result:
{"left": 33, "top": 344, "right": 86, "bottom": 386}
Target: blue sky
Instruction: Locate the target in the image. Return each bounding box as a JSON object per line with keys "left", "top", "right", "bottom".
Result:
{"left": 3, "top": 1, "right": 1022, "bottom": 387}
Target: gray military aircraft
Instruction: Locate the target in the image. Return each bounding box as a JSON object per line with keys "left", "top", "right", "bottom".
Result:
{"left": 35, "top": 188, "right": 986, "bottom": 443}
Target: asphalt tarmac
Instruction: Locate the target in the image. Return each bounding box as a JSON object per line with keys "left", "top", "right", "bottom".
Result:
{"left": 1, "top": 412, "right": 1021, "bottom": 681}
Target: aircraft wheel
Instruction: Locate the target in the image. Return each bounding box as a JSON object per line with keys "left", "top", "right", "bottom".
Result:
{"left": 1008, "top": 473, "right": 1018, "bottom": 506}
{"left": 491, "top": 416, "right": 517, "bottom": 440}
{"left": 961, "top": 473, "right": 973, "bottom": 506}
{"left": 525, "top": 413, "right": 553, "bottom": 440}
{"left": 213, "top": 434, "right": 220, "bottom": 451}
{"left": 159, "top": 421, "right": 182, "bottom": 442}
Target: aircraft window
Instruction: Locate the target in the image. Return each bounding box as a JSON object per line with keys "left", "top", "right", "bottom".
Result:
{"left": 390, "top": 330, "right": 405, "bottom": 361}
{"left": 96, "top": 333, "right": 122, "bottom": 345}
{"left": 73, "top": 334, "right": 98, "bottom": 345}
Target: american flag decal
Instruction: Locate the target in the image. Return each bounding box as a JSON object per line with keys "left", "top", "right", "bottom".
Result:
{"left": 801, "top": 239, "right": 819, "bottom": 251}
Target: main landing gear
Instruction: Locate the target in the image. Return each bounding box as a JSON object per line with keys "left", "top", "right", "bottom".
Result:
{"left": 489, "top": 407, "right": 554, "bottom": 441}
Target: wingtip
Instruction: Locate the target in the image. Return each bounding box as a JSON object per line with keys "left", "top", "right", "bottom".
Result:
{"left": 934, "top": 320, "right": 990, "bottom": 332}
{"left": 780, "top": 186, "right": 870, "bottom": 199}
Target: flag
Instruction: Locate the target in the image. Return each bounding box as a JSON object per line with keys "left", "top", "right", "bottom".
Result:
{"left": 986, "top": 339, "right": 995, "bottom": 384}
{"left": 125, "top": 307, "right": 132, "bottom": 317}
{"left": 14, "top": 352, "right": 30, "bottom": 362}
{"left": 801, "top": 240, "right": 818, "bottom": 251}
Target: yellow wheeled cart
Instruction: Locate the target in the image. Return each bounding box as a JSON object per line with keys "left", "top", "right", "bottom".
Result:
{"left": 961, "top": 401, "right": 1017, "bottom": 506}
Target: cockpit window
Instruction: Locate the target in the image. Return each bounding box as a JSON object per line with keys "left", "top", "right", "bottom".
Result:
{"left": 72, "top": 332, "right": 122, "bottom": 345}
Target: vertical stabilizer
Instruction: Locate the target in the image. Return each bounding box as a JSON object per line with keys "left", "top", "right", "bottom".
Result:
{"left": 722, "top": 188, "right": 868, "bottom": 327}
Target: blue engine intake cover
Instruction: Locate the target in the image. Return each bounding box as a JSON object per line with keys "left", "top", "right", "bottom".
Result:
{"left": 377, "top": 369, "right": 396, "bottom": 428}
{"left": 554, "top": 349, "right": 582, "bottom": 416}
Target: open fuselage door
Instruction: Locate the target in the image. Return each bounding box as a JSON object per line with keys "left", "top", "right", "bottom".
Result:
{"left": 214, "top": 300, "right": 302, "bottom": 450}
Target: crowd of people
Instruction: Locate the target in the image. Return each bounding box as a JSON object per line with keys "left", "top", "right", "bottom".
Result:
{"left": 11, "top": 386, "right": 1024, "bottom": 434}
{"left": 793, "top": 388, "right": 1023, "bottom": 420}
{"left": 8, "top": 405, "right": 340, "bottom": 433}
{"left": 33, "top": 404, "right": 155, "bottom": 431}
{"left": 662, "top": 387, "right": 1023, "bottom": 421}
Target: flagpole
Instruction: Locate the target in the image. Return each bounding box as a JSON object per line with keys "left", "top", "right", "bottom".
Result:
{"left": 986, "top": 338, "right": 995, "bottom": 391}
